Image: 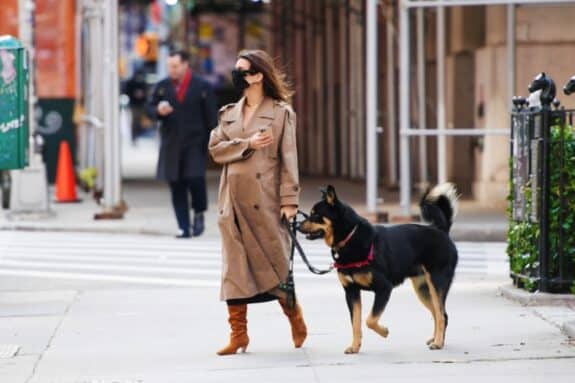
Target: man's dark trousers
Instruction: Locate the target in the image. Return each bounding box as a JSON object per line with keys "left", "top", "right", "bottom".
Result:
{"left": 169, "top": 176, "right": 207, "bottom": 234}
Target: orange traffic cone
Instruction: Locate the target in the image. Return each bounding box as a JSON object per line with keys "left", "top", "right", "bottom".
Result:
{"left": 55, "top": 141, "right": 80, "bottom": 203}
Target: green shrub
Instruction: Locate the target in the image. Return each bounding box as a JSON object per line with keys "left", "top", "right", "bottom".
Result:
{"left": 508, "top": 121, "right": 575, "bottom": 294}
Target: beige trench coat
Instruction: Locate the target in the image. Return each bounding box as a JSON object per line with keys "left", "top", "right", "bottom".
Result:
{"left": 208, "top": 96, "right": 300, "bottom": 301}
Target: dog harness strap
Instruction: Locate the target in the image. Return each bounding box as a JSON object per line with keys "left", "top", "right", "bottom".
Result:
{"left": 333, "top": 225, "right": 358, "bottom": 252}
{"left": 333, "top": 243, "right": 374, "bottom": 270}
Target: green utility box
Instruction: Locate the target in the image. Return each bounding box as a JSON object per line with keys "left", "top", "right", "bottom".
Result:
{"left": 0, "top": 35, "right": 29, "bottom": 170}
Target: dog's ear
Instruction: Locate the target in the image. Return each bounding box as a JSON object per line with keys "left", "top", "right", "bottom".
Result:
{"left": 321, "top": 185, "right": 338, "bottom": 205}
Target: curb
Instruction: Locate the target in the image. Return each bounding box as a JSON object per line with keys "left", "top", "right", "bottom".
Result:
{"left": 0, "top": 223, "right": 170, "bottom": 237}
{"left": 0, "top": 222, "right": 508, "bottom": 242}
{"left": 0, "top": 223, "right": 224, "bottom": 240}
{"left": 499, "top": 284, "right": 575, "bottom": 306}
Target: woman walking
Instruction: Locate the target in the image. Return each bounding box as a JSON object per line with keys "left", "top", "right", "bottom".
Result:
{"left": 208, "top": 50, "right": 307, "bottom": 355}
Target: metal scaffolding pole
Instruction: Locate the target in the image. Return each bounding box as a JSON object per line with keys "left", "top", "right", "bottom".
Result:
{"left": 386, "top": 4, "right": 397, "bottom": 186}
{"left": 100, "top": 0, "right": 123, "bottom": 216}
{"left": 84, "top": 1, "right": 104, "bottom": 176}
{"left": 399, "top": 0, "right": 411, "bottom": 215}
{"left": 507, "top": 4, "right": 516, "bottom": 109}
{"left": 416, "top": 7, "right": 428, "bottom": 186}
{"left": 436, "top": 5, "right": 447, "bottom": 184}
{"left": 366, "top": 0, "right": 378, "bottom": 214}
{"left": 110, "top": 0, "right": 122, "bottom": 208}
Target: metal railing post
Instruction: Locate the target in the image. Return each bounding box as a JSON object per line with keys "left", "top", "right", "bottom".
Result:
{"left": 416, "top": 7, "right": 428, "bottom": 186}
{"left": 366, "top": 0, "right": 378, "bottom": 214}
{"left": 386, "top": 4, "right": 397, "bottom": 186}
{"left": 399, "top": 0, "right": 412, "bottom": 216}
{"left": 539, "top": 103, "right": 551, "bottom": 292}
{"left": 436, "top": 5, "right": 446, "bottom": 184}
{"left": 101, "top": 0, "right": 122, "bottom": 211}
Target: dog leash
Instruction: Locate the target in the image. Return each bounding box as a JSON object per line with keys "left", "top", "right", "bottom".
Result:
{"left": 283, "top": 212, "right": 334, "bottom": 276}
{"left": 279, "top": 211, "right": 333, "bottom": 309}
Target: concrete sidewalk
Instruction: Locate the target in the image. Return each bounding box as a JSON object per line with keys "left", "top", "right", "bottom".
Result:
{"left": 0, "top": 173, "right": 508, "bottom": 241}
{"left": 499, "top": 285, "right": 575, "bottom": 339}
{"left": 1, "top": 275, "right": 574, "bottom": 383}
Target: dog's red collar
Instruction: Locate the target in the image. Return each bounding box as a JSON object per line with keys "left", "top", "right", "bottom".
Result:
{"left": 333, "top": 243, "right": 375, "bottom": 270}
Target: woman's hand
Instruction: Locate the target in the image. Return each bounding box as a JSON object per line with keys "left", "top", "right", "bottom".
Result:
{"left": 280, "top": 205, "right": 298, "bottom": 220}
{"left": 249, "top": 132, "right": 273, "bottom": 150}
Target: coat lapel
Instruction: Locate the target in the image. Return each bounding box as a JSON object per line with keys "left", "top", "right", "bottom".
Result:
{"left": 221, "top": 97, "right": 244, "bottom": 137}
{"left": 245, "top": 97, "right": 275, "bottom": 133}
{"left": 221, "top": 97, "right": 275, "bottom": 138}
{"left": 155, "top": 80, "right": 176, "bottom": 104}
{"left": 164, "top": 80, "right": 178, "bottom": 104}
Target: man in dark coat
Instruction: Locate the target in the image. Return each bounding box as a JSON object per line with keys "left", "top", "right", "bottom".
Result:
{"left": 148, "top": 50, "right": 217, "bottom": 238}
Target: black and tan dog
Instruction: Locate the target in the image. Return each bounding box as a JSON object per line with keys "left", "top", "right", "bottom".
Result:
{"left": 298, "top": 183, "right": 459, "bottom": 354}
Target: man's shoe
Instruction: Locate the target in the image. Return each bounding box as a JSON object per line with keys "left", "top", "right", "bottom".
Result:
{"left": 193, "top": 213, "right": 205, "bottom": 237}
{"left": 175, "top": 230, "right": 191, "bottom": 239}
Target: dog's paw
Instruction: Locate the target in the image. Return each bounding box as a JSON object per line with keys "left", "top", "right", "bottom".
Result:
{"left": 366, "top": 320, "right": 389, "bottom": 338}
{"left": 426, "top": 337, "right": 434, "bottom": 346}
{"left": 380, "top": 326, "right": 389, "bottom": 338}
{"left": 428, "top": 342, "right": 444, "bottom": 350}
{"left": 344, "top": 345, "right": 361, "bottom": 354}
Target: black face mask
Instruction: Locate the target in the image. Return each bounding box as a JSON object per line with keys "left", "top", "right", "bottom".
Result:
{"left": 231, "top": 69, "right": 254, "bottom": 92}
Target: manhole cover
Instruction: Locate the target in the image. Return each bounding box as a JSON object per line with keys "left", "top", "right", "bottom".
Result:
{"left": 0, "top": 344, "right": 20, "bottom": 359}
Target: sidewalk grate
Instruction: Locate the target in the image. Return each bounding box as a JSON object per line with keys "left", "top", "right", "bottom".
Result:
{"left": 0, "top": 344, "right": 20, "bottom": 359}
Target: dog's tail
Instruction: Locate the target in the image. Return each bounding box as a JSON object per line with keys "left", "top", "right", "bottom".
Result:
{"left": 420, "top": 183, "right": 459, "bottom": 233}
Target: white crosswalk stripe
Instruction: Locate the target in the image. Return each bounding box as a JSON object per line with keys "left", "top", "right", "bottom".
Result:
{"left": 0, "top": 231, "right": 508, "bottom": 287}
{"left": 454, "top": 242, "right": 509, "bottom": 276}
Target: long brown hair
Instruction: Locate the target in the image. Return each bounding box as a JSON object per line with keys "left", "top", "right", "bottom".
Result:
{"left": 238, "top": 49, "right": 293, "bottom": 102}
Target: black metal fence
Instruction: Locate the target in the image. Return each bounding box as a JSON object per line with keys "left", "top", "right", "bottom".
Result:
{"left": 509, "top": 95, "right": 575, "bottom": 293}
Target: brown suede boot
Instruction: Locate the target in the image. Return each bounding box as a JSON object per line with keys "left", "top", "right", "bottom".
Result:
{"left": 279, "top": 299, "right": 308, "bottom": 348}
{"left": 217, "top": 304, "right": 249, "bottom": 355}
